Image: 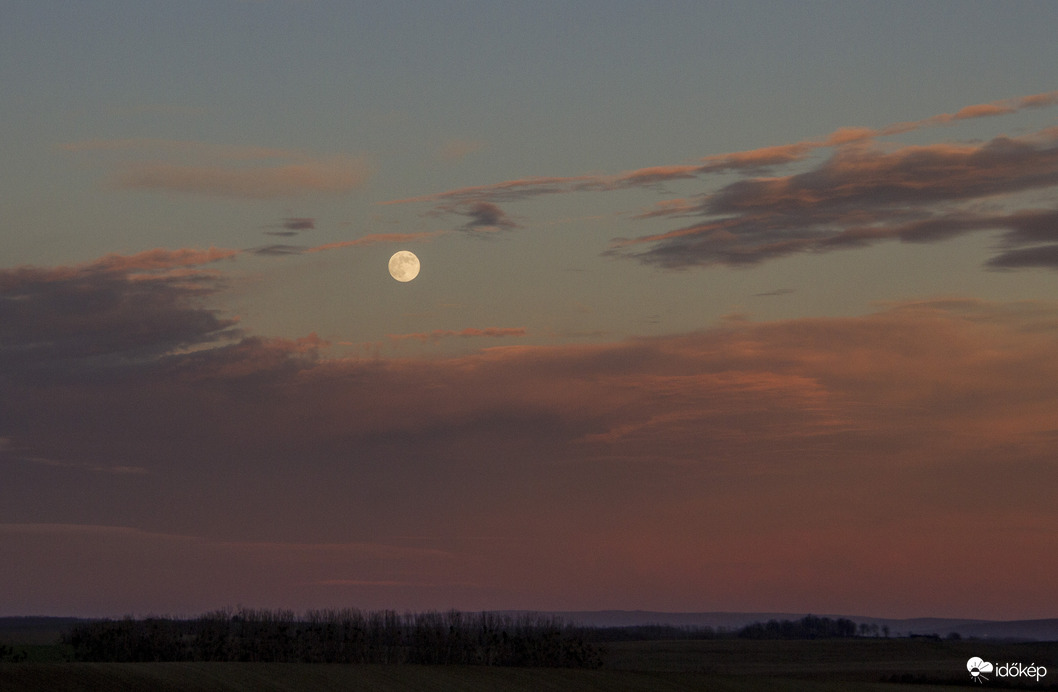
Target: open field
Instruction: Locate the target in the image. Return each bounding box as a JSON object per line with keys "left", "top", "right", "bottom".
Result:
{"left": 604, "top": 637, "right": 1058, "bottom": 678}
{"left": 0, "top": 662, "right": 975, "bottom": 692}
{"left": 2, "top": 638, "right": 1056, "bottom": 691}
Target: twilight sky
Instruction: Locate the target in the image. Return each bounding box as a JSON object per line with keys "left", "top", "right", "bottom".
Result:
{"left": 3, "top": 1, "right": 1058, "bottom": 620}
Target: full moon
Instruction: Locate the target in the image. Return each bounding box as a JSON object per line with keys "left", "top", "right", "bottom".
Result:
{"left": 388, "top": 250, "right": 420, "bottom": 282}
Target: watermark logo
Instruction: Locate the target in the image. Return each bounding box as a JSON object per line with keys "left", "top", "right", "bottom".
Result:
{"left": 967, "top": 656, "right": 1047, "bottom": 684}
{"left": 967, "top": 657, "right": 994, "bottom": 683}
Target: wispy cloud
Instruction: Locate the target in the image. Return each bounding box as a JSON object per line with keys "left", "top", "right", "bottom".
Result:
{"left": 63, "top": 138, "right": 372, "bottom": 199}
{"left": 0, "top": 441, "right": 148, "bottom": 475}
{"left": 0, "top": 523, "right": 457, "bottom": 615}
{"left": 987, "top": 244, "right": 1058, "bottom": 269}
{"left": 307, "top": 232, "right": 444, "bottom": 253}
{"left": 449, "top": 201, "right": 520, "bottom": 234}
{"left": 59, "top": 138, "right": 299, "bottom": 160}
{"left": 248, "top": 231, "right": 444, "bottom": 257}
{"left": 380, "top": 176, "right": 594, "bottom": 206}
{"left": 884, "top": 90, "right": 1058, "bottom": 132}
{"left": 113, "top": 157, "right": 370, "bottom": 199}
{"left": 251, "top": 244, "right": 308, "bottom": 256}
{"left": 263, "top": 217, "right": 316, "bottom": 237}
{"left": 388, "top": 327, "right": 527, "bottom": 344}
{"left": 437, "top": 138, "right": 485, "bottom": 162}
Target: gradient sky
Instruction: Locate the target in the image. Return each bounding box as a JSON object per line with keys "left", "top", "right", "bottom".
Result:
{"left": 3, "top": 1, "right": 1058, "bottom": 620}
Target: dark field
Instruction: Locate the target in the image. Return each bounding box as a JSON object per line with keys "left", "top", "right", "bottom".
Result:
{"left": 2, "top": 637, "right": 1057, "bottom": 691}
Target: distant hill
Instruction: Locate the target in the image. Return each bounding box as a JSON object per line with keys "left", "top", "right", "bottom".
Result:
{"left": 831, "top": 615, "right": 1058, "bottom": 642}
{"left": 506, "top": 611, "right": 1058, "bottom": 642}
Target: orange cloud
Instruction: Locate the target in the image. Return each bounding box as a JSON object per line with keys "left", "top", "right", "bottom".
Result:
{"left": 941, "top": 90, "right": 1058, "bottom": 123}
{"left": 612, "top": 164, "right": 702, "bottom": 187}
{"left": 699, "top": 142, "right": 819, "bottom": 171}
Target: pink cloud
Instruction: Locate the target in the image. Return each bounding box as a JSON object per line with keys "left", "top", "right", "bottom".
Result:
{"left": 612, "top": 165, "right": 702, "bottom": 187}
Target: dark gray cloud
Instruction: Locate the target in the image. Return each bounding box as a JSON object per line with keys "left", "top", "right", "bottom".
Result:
{"left": 263, "top": 220, "right": 313, "bottom": 239}
{"left": 0, "top": 249, "right": 239, "bottom": 377}
{"left": 263, "top": 217, "right": 316, "bottom": 237}
{"left": 987, "top": 244, "right": 1058, "bottom": 269}
{"left": 250, "top": 244, "right": 308, "bottom": 256}
{"left": 614, "top": 132, "right": 1058, "bottom": 269}
{"left": 452, "top": 201, "right": 520, "bottom": 234}
{"left": 704, "top": 136, "right": 1058, "bottom": 218}
{"left": 282, "top": 217, "right": 315, "bottom": 231}
{"left": 995, "top": 209, "right": 1058, "bottom": 246}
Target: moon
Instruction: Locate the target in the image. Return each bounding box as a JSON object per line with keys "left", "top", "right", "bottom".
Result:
{"left": 388, "top": 250, "right": 420, "bottom": 282}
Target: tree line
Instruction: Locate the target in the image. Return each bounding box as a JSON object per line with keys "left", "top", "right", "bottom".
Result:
{"left": 63, "top": 608, "right": 602, "bottom": 667}
{"left": 585, "top": 616, "right": 866, "bottom": 642}
{"left": 735, "top": 615, "right": 859, "bottom": 639}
